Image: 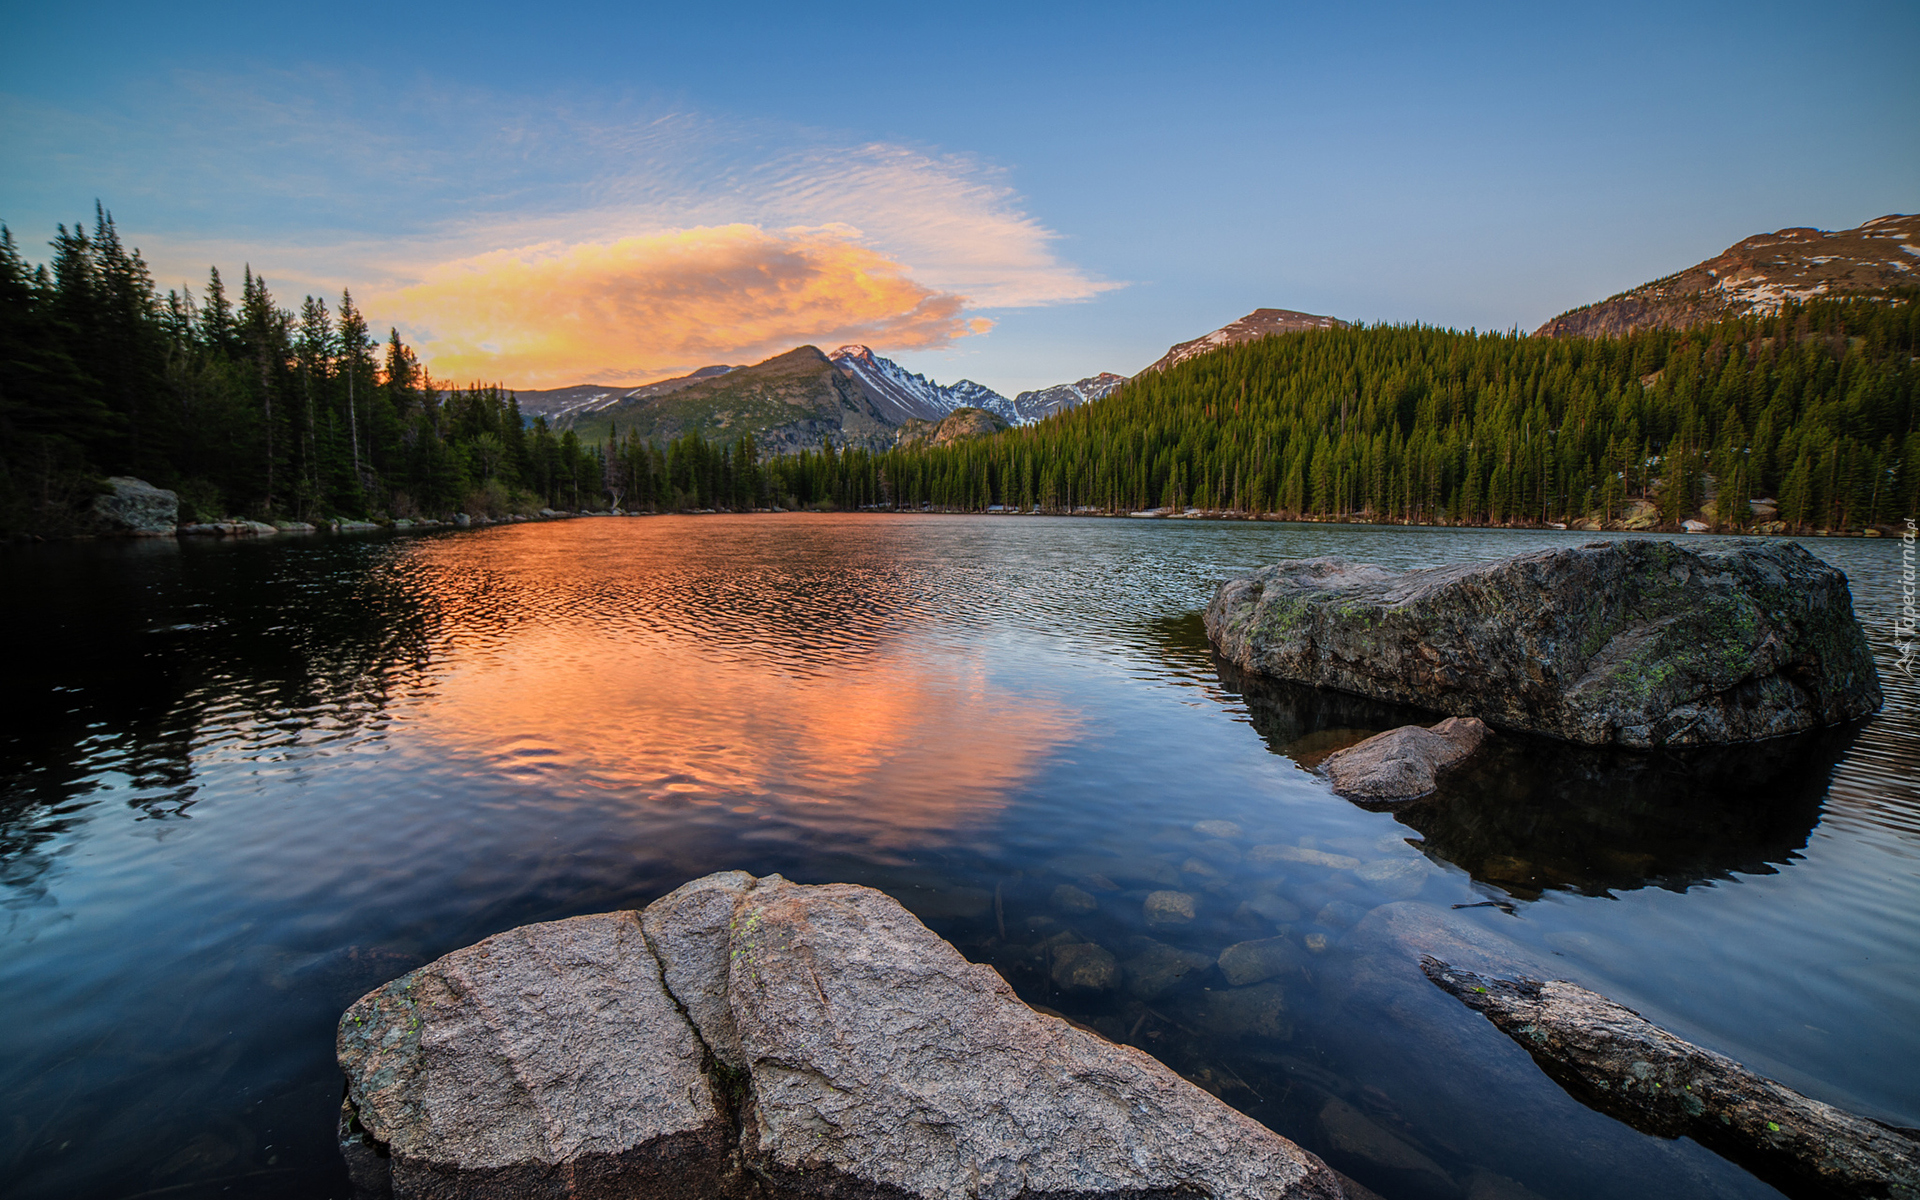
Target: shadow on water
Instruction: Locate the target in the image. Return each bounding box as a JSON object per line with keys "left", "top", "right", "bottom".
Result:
{"left": 1149, "top": 610, "right": 1844, "bottom": 901}
{"left": 0, "top": 537, "right": 435, "bottom": 902}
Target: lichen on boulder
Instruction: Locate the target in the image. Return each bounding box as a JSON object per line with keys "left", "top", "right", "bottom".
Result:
{"left": 1204, "top": 540, "right": 1881, "bottom": 748}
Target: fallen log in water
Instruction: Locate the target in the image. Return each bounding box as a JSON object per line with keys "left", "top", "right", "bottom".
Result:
{"left": 1420, "top": 956, "right": 1919, "bottom": 1200}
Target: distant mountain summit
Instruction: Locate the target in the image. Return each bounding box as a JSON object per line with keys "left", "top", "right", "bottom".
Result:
{"left": 1143, "top": 308, "right": 1348, "bottom": 374}
{"left": 830, "top": 345, "right": 1013, "bottom": 424}
{"left": 513, "top": 365, "right": 739, "bottom": 423}
{"left": 1536, "top": 214, "right": 1920, "bottom": 338}
{"left": 1008, "top": 373, "right": 1128, "bottom": 423}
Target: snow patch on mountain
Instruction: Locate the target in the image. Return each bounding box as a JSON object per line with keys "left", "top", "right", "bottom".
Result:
{"left": 831, "top": 345, "right": 1021, "bottom": 424}
{"left": 1009, "top": 373, "right": 1129, "bottom": 423}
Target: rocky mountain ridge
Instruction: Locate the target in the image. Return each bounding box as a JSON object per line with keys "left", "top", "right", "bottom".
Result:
{"left": 1535, "top": 213, "right": 1919, "bottom": 338}
{"left": 527, "top": 306, "right": 1359, "bottom": 453}
{"left": 513, "top": 365, "right": 739, "bottom": 423}
{"left": 1142, "top": 308, "right": 1348, "bottom": 374}
{"left": 1008, "top": 371, "right": 1129, "bottom": 422}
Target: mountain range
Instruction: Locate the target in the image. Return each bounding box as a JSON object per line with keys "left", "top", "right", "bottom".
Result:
{"left": 523, "top": 306, "right": 1348, "bottom": 453}
{"left": 516, "top": 211, "right": 1914, "bottom": 455}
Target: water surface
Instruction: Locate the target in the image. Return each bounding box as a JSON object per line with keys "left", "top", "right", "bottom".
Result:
{"left": 2, "top": 516, "right": 1914, "bottom": 1199}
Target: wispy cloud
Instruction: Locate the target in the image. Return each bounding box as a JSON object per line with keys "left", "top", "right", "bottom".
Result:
{"left": 4, "top": 71, "right": 1117, "bottom": 385}
{"left": 383, "top": 224, "right": 989, "bottom": 387}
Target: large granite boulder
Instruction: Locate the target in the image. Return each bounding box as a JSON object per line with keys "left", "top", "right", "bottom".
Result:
{"left": 340, "top": 872, "right": 1349, "bottom": 1200}
{"left": 90, "top": 475, "right": 178, "bottom": 536}
{"left": 1204, "top": 540, "right": 1881, "bottom": 748}
{"left": 336, "top": 912, "right": 737, "bottom": 1198}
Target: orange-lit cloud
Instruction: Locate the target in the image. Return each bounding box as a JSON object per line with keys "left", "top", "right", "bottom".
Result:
{"left": 378, "top": 223, "right": 993, "bottom": 388}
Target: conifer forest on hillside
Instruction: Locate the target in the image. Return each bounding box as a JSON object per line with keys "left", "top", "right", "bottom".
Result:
{"left": 4, "top": 207, "right": 1915, "bottom": 535}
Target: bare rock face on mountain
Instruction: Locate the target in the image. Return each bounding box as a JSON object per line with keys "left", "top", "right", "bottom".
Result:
{"left": 339, "top": 872, "right": 1350, "bottom": 1200}
{"left": 1535, "top": 213, "right": 1920, "bottom": 338}
{"left": 1144, "top": 308, "right": 1347, "bottom": 374}
{"left": 1204, "top": 540, "right": 1881, "bottom": 748}
{"left": 893, "top": 406, "right": 1012, "bottom": 449}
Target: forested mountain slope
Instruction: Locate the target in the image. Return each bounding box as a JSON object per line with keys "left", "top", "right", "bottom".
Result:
{"left": 764, "top": 298, "right": 1919, "bottom": 532}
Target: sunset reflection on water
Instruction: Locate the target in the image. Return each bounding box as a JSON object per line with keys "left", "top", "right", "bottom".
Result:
{"left": 396, "top": 516, "right": 1081, "bottom": 845}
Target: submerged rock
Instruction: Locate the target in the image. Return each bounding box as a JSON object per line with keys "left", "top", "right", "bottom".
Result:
{"left": 1204, "top": 540, "right": 1882, "bottom": 747}
{"left": 1422, "top": 958, "right": 1920, "bottom": 1200}
{"left": 1050, "top": 882, "right": 1099, "bottom": 913}
{"left": 1218, "top": 935, "right": 1307, "bottom": 986}
{"left": 339, "top": 873, "right": 1349, "bottom": 1199}
{"left": 91, "top": 476, "right": 177, "bottom": 536}
{"left": 1144, "top": 888, "right": 1199, "bottom": 927}
{"left": 1190, "top": 980, "right": 1294, "bottom": 1041}
{"left": 1121, "top": 937, "right": 1216, "bottom": 999}
{"left": 1049, "top": 941, "right": 1121, "bottom": 992}
{"left": 1317, "top": 1096, "right": 1455, "bottom": 1198}
{"left": 1322, "top": 717, "right": 1487, "bottom": 800}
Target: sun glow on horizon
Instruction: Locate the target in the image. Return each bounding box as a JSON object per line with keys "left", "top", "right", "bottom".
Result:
{"left": 377, "top": 223, "right": 994, "bottom": 389}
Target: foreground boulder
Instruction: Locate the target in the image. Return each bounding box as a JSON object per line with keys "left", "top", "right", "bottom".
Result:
{"left": 339, "top": 872, "right": 1349, "bottom": 1199}
{"left": 1421, "top": 958, "right": 1920, "bottom": 1200}
{"left": 1204, "top": 540, "right": 1881, "bottom": 748}
{"left": 1320, "top": 716, "right": 1487, "bottom": 800}
{"left": 90, "top": 476, "right": 177, "bottom": 536}
{"left": 336, "top": 913, "right": 737, "bottom": 1198}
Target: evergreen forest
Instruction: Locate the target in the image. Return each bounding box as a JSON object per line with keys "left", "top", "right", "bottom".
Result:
{"left": 0, "top": 209, "right": 694, "bottom": 533}
{"left": 3, "top": 207, "right": 1916, "bottom": 536}
{"left": 774, "top": 297, "right": 1919, "bottom": 532}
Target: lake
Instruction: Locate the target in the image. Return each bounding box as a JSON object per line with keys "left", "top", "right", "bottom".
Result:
{"left": 2, "top": 515, "right": 1914, "bottom": 1199}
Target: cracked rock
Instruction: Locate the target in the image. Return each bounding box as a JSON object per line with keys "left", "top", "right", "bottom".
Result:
{"left": 339, "top": 873, "right": 1352, "bottom": 1199}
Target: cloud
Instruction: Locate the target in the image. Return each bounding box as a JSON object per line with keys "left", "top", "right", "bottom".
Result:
{"left": 380, "top": 223, "right": 991, "bottom": 387}
{"left": 5, "top": 71, "right": 1118, "bottom": 385}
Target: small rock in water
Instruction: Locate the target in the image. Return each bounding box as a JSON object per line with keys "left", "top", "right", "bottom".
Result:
{"left": 1250, "top": 844, "right": 1362, "bottom": 871}
{"left": 1317, "top": 1096, "right": 1454, "bottom": 1196}
{"left": 1242, "top": 892, "right": 1303, "bottom": 923}
{"left": 1121, "top": 939, "right": 1216, "bottom": 999}
{"left": 1321, "top": 717, "right": 1488, "bottom": 801}
{"left": 1144, "top": 890, "right": 1198, "bottom": 927}
{"left": 1355, "top": 857, "right": 1433, "bottom": 900}
{"left": 1193, "top": 820, "right": 1243, "bottom": 841}
{"left": 1051, "top": 884, "right": 1099, "bottom": 914}
{"left": 1218, "top": 936, "right": 1306, "bottom": 987}
{"left": 1190, "top": 838, "right": 1244, "bottom": 867}
{"left": 1191, "top": 981, "right": 1292, "bottom": 1041}
{"left": 895, "top": 885, "right": 993, "bottom": 921}
{"left": 1316, "top": 901, "right": 1367, "bottom": 929}
{"left": 1050, "top": 943, "right": 1120, "bottom": 992}
{"left": 1181, "top": 857, "right": 1224, "bottom": 880}
{"left": 1467, "top": 1167, "right": 1553, "bottom": 1200}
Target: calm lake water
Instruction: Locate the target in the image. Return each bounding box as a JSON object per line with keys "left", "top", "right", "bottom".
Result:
{"left": 2, "top": 515, "right": 1915, "bottom": 1199}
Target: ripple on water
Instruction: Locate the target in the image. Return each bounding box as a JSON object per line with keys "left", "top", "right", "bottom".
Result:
{"left": 0, "top": 517, "right": 1913, "bottom": 1200}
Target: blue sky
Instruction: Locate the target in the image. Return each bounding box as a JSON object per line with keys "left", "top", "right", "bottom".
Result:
{"left": 3, "top": 0, "right": 1915, "bottom": 395}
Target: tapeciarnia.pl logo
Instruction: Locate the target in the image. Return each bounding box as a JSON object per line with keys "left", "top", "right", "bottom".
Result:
{"left": 1898, "top": 516, "right": 1918, "bottom": 679}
